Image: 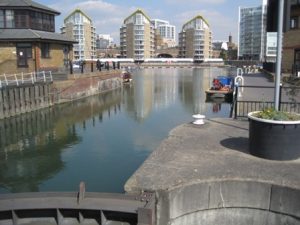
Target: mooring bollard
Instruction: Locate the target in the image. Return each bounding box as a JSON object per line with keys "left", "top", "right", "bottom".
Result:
{"left": 192, "top": 114, "right": 205, "bottom": 125}
{"left": 77, "top": 181, "right": 86, "bottom": 204}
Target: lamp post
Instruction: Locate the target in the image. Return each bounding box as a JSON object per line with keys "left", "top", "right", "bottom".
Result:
{"left": 274, "top": 0, "right": 284, "bottom": 110}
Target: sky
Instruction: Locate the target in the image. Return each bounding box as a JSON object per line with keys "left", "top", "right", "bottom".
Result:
{"left": 38, "top": 0, "right": 263, "bottom": 44}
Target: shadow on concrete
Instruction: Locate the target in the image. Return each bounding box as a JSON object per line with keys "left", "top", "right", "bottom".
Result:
{"left": 220, "top": 137, "right": 250, "bottom": 154}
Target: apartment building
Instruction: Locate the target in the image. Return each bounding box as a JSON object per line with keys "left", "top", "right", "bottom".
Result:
{"left": 120, "top": 9, "right": 155, "bottom": 61}
{"left": 238, "top": 3, "right": 267, "bottom": 61}
{"left": 0, "top": 0, "right": 75, "bottom": 74}
{"left": 61, "top": 9, "right": 96, "bottom": 61}
{"left": 178, "top": 15, "right": 212, "bottom": 61}
{"left": 151, "top": 19, "right": 176, "bottom": 48}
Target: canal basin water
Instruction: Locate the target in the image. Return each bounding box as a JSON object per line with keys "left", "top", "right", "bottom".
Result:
{"left": 0, "top": 67, "right": 234, "bottom": 193}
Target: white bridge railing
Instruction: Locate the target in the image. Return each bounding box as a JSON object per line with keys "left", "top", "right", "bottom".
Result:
{"left": 0, "top": 71, "right": 53, "bottom": 88}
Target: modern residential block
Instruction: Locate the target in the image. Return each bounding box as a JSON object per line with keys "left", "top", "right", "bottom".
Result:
{"left": 151, "top": 19, "right": 176, "bottom": 48}
{"left": 120, "top": 9, "right": 155, "bottom": 61}
{"left": 61, "top": 9, "right": 96, "bottom": 61}
{"left": 178, "top": 15, "right": 212, "bottom": 61}
{"left": 238, "top": 2, "right": 267, "bottom": 61}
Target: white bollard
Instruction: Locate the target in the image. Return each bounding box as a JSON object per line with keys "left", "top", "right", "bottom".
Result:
{"left": 192, "top": 114, "right": 205, "bottom": 125}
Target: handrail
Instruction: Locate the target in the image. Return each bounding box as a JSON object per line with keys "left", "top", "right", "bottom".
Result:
{"left": 0, "top": 71, "right": 53, "bottom": 88}
{"left": 233, "top": 84, "right": 300, "bottom": 118}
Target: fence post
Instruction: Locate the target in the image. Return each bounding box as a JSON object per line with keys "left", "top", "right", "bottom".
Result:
{"left": 234, "top": 85, "right": 239, "bottom": 119}
{"left": 4, "top": 74, "right": 8, "bottom": 86}
{"left": 31, "top": 72, "right": 34, "bottom": 84}
{"left": 14, "top": 74, "right": 19, "bottom": 86}
{"left": 43, "top": 71, "right": 46, "bottom": 82}
{"left": 21, "top": 72, "right": 24, "bottom": 84}
{"left": 50, "top": 71, "right": 53, "bottom": 82}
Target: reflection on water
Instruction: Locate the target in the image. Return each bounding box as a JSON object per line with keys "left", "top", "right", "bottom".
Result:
{"left": 0, "top": 67, "right": 232, "bottom": 193}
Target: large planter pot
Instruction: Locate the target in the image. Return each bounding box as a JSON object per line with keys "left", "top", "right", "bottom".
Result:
{"left": 248, "top": 111, "right": 300, "bottom": 160}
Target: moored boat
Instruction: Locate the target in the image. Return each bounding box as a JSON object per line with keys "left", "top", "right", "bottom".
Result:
{"left": 121, "top": 70, "right": 132, "bottom": 83}
{"left": 205, "top": 76, "right": 234, "bottom": 100}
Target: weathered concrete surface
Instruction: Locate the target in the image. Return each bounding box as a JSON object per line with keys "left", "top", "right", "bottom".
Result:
{"left": 125, "top": 118, "right": 300, "bottom": 225}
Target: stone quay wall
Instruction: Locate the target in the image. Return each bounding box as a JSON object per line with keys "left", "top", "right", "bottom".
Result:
{"left": 0, "top": 71, "right": 123, "bottom": 119}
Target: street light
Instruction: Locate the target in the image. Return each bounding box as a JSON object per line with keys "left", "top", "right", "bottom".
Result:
{"left": 274, "top": 0, "right": 284, "bottom": 110}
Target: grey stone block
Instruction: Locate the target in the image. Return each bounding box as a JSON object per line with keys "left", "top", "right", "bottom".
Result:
{"left": 168, "top": 183, "right": 210, "bottom": 220}
{"left": 209, "top": 181, "right": 271, "bottom": 210}
{"left": 270, "top": 185, "right": 300, "bottom": 218}
{"left": 170, "top": 208, "right": 300, "bottom": 225}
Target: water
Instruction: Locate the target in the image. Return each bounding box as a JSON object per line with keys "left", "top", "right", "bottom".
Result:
{"left": 0, "top": 67, "right": 233, "bottom": 193}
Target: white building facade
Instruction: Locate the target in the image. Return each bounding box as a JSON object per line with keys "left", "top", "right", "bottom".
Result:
{"left": 120, "top": 9, "right": 155, "bottom": 61}
{"left": 238, "top": 3, "right": 267, "bottom": 61}
{"left": 61, "top": 9, "right": 96, "bottom": 60}
{"left": 151, "top": 19, "right": 176, "bottom": 47}
{"left": 178, "top": 15, "right": 212, "bottom": 60}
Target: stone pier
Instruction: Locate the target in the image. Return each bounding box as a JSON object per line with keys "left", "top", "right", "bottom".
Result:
{"left": 125, "top": 118, "right": 300, "bottom": 225}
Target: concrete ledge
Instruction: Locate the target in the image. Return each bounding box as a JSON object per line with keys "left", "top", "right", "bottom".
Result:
{"left": 125, "top": 118, "right": 300, "bottom": 224}
{"left": 170, "top": 208, "right": 300, "bottom": 225}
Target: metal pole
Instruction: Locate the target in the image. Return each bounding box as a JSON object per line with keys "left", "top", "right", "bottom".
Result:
{"left": 274, "top": 0, "right": 284, "bottom": 111}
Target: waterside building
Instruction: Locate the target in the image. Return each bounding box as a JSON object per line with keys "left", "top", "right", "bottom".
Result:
{"left": 0, "top": 0, "right": 75, "bottom": 74}
{"left": 61, "top": 9, "right": 96, "bottom": 61}
{"left": 151, "top": 19, "right": 176, "bottom": 48}
{"left": 120, "top": 9, "right": 155, "bottom": 61}
{"left": 238, "top": 3, "right": 267, "bottom": 61}
{"left": 178, "top": 15, "right": 212, "bottom": 61}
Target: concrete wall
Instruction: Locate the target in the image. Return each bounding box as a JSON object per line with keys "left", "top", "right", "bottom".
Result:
{"left": 52, "top": 76, "right": 122, "bottom": 103}
{"left": 0, "top": 42, "right": 72, "bottom": 74}
{"left": 156, "top": 180, "right": 300, "bottom": 225}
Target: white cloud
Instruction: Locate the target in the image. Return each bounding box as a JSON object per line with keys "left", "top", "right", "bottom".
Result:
{"left": 50, "top": 0, "right": 235, "bottom": 44}
{"left": 165, "top": 0, "right": 226, "bottom": 4}
{"left": 173, "top": 9, "right": 237, "bottom": 41}
{"left": 51, "top": 0, "right": 133, "bottom": 42}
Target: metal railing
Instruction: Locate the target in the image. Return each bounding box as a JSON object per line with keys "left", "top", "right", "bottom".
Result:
{"left": 0, "top": 183, "right": 155, "bottom": 225}
{"left": 0, "top": 71, "right": 53, "bottom": 88}
{"left": 233, "top": 85, "right": 300, "bottom": 118}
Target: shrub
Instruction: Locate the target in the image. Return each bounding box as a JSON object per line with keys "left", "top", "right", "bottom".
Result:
{"left": 253, "top": 108, "right": 300, "bottom": 121}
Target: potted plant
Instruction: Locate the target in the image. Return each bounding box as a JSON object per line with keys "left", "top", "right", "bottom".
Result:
{"left": 248, "top": 108, "right": 300, "bottom": 160}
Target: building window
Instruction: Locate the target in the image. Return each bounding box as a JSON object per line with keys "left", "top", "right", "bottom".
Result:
{"left": 16, "top": 43, "right": 32, "bottom": 67}
{"left": 6, "top": 10, "right": 14, "bottom": 28}
{"left": 0, "top": 10, "right": 4, "bottom": 28}
{"left": 15, "top": 10, "right": 29, "bottom": 28}
{"left": 41, "top": 43, "right": 50, "bottom": 58}
{"left": 290, "top": 17, "right": 298, "bottom": 29}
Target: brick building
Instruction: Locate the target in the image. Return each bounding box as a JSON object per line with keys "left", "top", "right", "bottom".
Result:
{"left": 265, "top": 0, "right": 300, "bottom": 74}
{"left": 282, "top": 1, "right": 300, "bottom": 74}
{"left": 0, "top": 0, "right": 76, "bottom": 75}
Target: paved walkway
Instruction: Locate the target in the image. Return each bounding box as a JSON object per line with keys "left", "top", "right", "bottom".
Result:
{"left": 125, "top": 118, "right": 300, "bottom": 193}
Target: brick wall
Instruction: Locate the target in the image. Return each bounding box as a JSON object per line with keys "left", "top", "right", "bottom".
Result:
{"left": 0, "top": 42, "right": 72, "bottom": 74}
{"left": 282, "top": 29, "right": 300, "bottom": 72}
